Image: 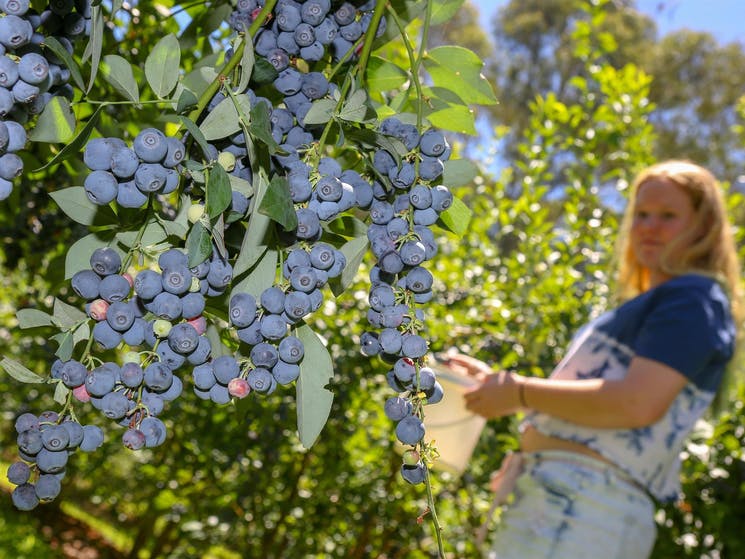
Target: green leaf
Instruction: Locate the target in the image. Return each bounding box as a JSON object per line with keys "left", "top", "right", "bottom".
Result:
{"left": 52, "top": 298, "right": 87, "bottom": 330}
{"left": 65, "top": 233, "right": 116, "bottom": 279}
{"left": 258, "top": 176, "right": 297, "bottom": 230}
{"left": 178, "top": 116, "right": 213, "bottom": 161}
{"left": 52, "top": 331, "right": 74, "bottom": 361}
{"left": 176, "top": 88, "right": 198, "bottom": 114}
{"left": 84, "top": 5, "right": 104, "bottom": 91}
{"left": 28, "top": 96, "right": 75, "bottom": 143}
{"left": 296, "top": 323, "right": 334, "bottom": 449}
{"left": 234, "top": 35, "right": 255, "bottom": 94}
{"left": 205, "top": 324, "right": 231, "bottom": 359}
{"left": 0, "top": 357, "right": 46, "bottom": 384}
{"left": 231, "top": 248, "right": 277, "bottom": 299}
{"left": 251, "top": 57, "right": 278, "bottom": 85}
{"left": 34, "top": 105, "right": 104, "bottom": 172}
{"left": 303, "top": 99, "right": 336, "bottom": 126}
{"left": 430, "top": 0, "right": 465, "bottom": 24}
{"left": 206, "top": 164, "right": 232, "bottom": 218}
{"left": 43, "top": 36, "right": 85, "bottom": 91}
{"left": 339, "top": 89, "right": 370, "bottom": 123}
{"left": 443, "top": 159, "right": 479, "bottom": 187}
{"left": 116, "top": 220, "right": 167, "bottom": 248}
{"left": 49, "top": 186, "right": 118, "bottom": 226}
{"left": 427, "top": 105, "right": 476, "bottom": 135}
{"left": 145, "top": 34, "right": 181, "bottom": 98}
{"left": 331, "top": 234, "right": 368, "bottom": 296}
{"left": 423, "top": 46, "right": 497, "bottom": 106}
{"left": 234, "top": 173, "right": 272, "bottom": 277}
{"left": 248, "top": 101, "right": 280, "bottom": 153}
{"left": 199, "top": 95, "right": 252, "bottom": 140}
{"left": 101, "top": 54, "right": 140, "bottom": 103}
{"left": 160, "top": 195, "right": 191, "bottom": 239}
{"left": 16, "top": 309, "right": 53, "bottom": 329}
{"left": 54, "top": 382, "right": 70, "bottom": 405}
{"left": 367, "top": 56, "right": 408, "bottom": 93}
{"left": 437, "top": 195, "right": 472, "bottom": 236}
{"left": 186, "top": 221, "right": 213, "bottom": 268}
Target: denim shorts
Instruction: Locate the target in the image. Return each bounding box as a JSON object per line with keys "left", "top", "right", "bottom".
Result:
{"left": 485, "top": 450, "right": 657, "bottom": 559}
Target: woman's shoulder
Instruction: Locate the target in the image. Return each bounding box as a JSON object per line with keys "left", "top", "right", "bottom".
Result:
{"left": 657, "top": 273, "right": 729, "bottom": 300}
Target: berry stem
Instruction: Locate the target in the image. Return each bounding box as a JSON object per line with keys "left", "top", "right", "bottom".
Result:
{"left": 120, "top": 203, "right": 153, "bottom": 273}
{"left": 423, "top": 464, "right": 446, "bottom": 558}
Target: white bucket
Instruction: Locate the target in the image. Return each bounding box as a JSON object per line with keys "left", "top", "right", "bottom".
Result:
{"left": 421, "top": 362, "right": 486, "bottom": 475}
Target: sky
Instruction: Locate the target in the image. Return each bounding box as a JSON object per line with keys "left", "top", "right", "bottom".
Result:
{"left": 469, "top": 0, "right": 745, "bottom": 45}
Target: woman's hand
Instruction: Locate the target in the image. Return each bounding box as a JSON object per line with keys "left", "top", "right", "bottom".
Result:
{"left": 441, "top": 353, "right": 493, "bottom": 382}
{"left": 462, "top": 371, "right": 523, "bottom": 419}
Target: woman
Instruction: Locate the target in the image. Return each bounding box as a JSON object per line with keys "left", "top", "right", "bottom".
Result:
{"left": 447, "top": 160, "right": 742, "bottom": 558}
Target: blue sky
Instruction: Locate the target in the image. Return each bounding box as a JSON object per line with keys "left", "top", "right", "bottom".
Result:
{"left": 470, "top": 0, "right": 745, "bottom": 45}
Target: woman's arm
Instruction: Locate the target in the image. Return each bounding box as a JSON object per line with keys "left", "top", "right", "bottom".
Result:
{"left": 447, "top": 353, "right": 689, "bottom": 429}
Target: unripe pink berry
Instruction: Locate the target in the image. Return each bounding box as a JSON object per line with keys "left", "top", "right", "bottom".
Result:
{"left": 73, "top": 384, "right": 91, "bottom": 402}
{"left": 87, "top": 299, "right": 109, "bottom": 321}
{"left": 122, "top": 273, "right": 134, "bottom": 288}
{"left": 228, "top": 378, "right": 250, "bottom": 398}
{"left": 187, "top": 316, "right": 207, "bottom": 335}
{"left": 402, "top": 449, "right": 420, "bottom": 466}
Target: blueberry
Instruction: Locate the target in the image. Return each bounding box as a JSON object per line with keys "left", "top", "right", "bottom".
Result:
{"left": 293, "top": 22, "right": 315, "bottom": 47}
{"left": 254, "top": 27, "right": 277, "bottom": 56}
{"left": 144, "top": 361, "right": 173, "bottom": 392}
{"left": 401, "top": 334, "right": 428, "bottom": 359}
{"left": 14, "top": 412, "right": 38, "bottom": 433}
{"left": 17, "top": 52, "right": 48, "bottom": 85}
{"left": 0, "top": 15, "right": 32, "bottom": 49}
{"left": 393, "top": 358, "right": 416, "bottom": 383}
{"left": 0, "top": 0, "right": 30, "bottom": 16}
{"left": 192, "top": 362, "right": 216, "bottom": 390}
{"left": 161, "top": 265, "right": 191, "bottom": 295}
{"left": 167, "top": 322, "right": 199, "bottom": 355}
{"left": 139, "top": 416, "right": 166, "bottom": 447}
{"left": 425, "top": 381, "right": 444, "bottom": 404}
{"left": 300, "top": 41, "right": 325, "bottom": 62}
{"left": 247, "top": 367, "right": 275, "bottom": 393}
{"left": 419, "top": 129, "right": 448, "bottom": 157}
{"left": 213, "top": 355, "right": 240, "bottom": 384}
{"left": 331, "top": 36, "right": 354, "bottom": 62}
{"left": 11, "top": 484, "right": 39, "bottom": 510}
{"left": 276, "top": 3, "right": 301, "bottom": 31}
{"left": 85, "top": 363, "right": 117, "bottom": 396}
{"left": 60, "top": 359, "right": 87, "bottom": 388}
{"left": 236, "top": 320, "right": 263, "bottom": 345}
{"left": 250, "top": 342, "right": 278, "bottom": 369}
{"left": 106, "top": 300, "right": 135, "bottom": 332}
{"left": 122, "top": 428, "right": 146, "bottom": 450}
{"left": 157, "top": 343, "right": 186, "bottom": 370}
{"left": 101, "top": 391, "right": 130, "bottom": 420}
{"left": 395, "top": 415, "right": 425, "bottom": 445}
{"left": 229, "top": 292, "right": 257, "bottom": 328}
{"left": 209, "top": 382, "right": 231, "bottom": 404}
{"left": 334, "top": 2, "right": 356, "bottom": 26}
{"left": 120, "top": 361, "right": 144, "bottom": 388}
{"left": 401, "top": 463, "right": 426, "bottom": 484}
{"left": 301, "top": 71, "right": 329, "bottom": 100}
{"left": 419, "top": 155, "right": 444, "bottom": 181}
{"left": 259, "top": 314, "right": 287, "bottom": 340}
{"left": 315, "top": 17, "right": 338, "bottom": 44}
{"left": 134, "top": 162, "right": 168, "bottom": 193}
{"left": 134, "top": 269, "right": 162, "bottom": 300}
{"left": 406, "top": 266, "right": 433, "bottom": 293}
{"left": 60, "top": 420, "right": 84, "bottom": 448}
{"left": 17, "top": 428, "right": 43, "bottom": 455}
{"left": 276, "top": 30, "right": 301, "bottom": 55}
{"left": 278, "top": 336, "right": 304, "bottom": 364}
{"left": 63, "top": 12, "right": 86, "bottom": 36}
{"left": 413, "top": 207, "right": 438, "bottom": 226}
{"left": 339, "top": 20, "right": 362, "bottom": 41}
{"left": 79, "top": 425, "right": 104, "bottom": 452}
{"left": 360, "top": 331, "right": 380, "bottom": 356}
{"left": 110, "top": 146, "right": 139, "bottom": 177}
{"left": 369, "top": 200, "right": 395, "bottom": 225}
{"left": 369, "top": 284, "right": 395, "bottom": 311}
{"left": 133, "top": 128, "right": 167, "bottom": 163}
{"left": 400, "top": 240, "right": 426, "bottom": 266}
{"left": 396, "top": 124, "right": 420, "bottom": 150}
{"left": 431, "top": 184, "right": 453, "bottom": 212}
{"left": 181, "top": 291, "right": 205, "bottom": 319}
{"left": 71, "top": 269, "right": 101, "bottom": 300}
{"left": 384, "top": 396, "right": 413, "bottom": 421}
{"left": 379, "top": 327, "right": 403, "bottom": 354}
{"left": 0, "top": 176, "right": 10, "bottom": 200}
{"left": 92, "top": 320, "right": 122, "bottom": 349}
{"left": 5, "top": 120, "right": 25, "bottom": 152}
{"left": 409, "top": 184, "right": 432, "bottom": 209}
{"left": 0, "top": 153, "right": 23, "bottom": 180}
{"left": 158, "top": 248, "right": 188, "bottom": 270}
{"left": 11, "top": 79, "right": 39, "bottom": 103}
{"left": 206, "top": 257, "right": 232, "bottom": 289}
{"left": 7, "top": 461, "right": 31, "bottom": 485}
{"left": 260, "top": 286, "right": 286, "bottom": 314}
{"left": 83, "top": 169, "right": 117, "bottom": 204}
{"left": 151, "top": 291, "right": 182, "bottom": 320}
{"left": 186, "top": 336, "right": 211, "bottom": 365}
{"left": 141, "top": 391, "right": 164, "bottom": 416}
{"left": 272, "top": 360, "right": 300, "bottom": 385}
{"left": 36, "top": 447, "right": 68, "bottom": 473}
{"left": 98, "top": 274, "right": 131, "bottom": 303}
{"left": 0, "top": 55, "right": 18, "bottom": 88}
{"left": 289, "top": 266, "right": 317, "bottom": 293}
{"left": 162, "top": 137, "right": 185, "bottom": 168}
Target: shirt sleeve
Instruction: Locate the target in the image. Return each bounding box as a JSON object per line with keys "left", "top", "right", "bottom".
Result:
{"left": 633, "top": 279, "right": 734, "bottom": 389}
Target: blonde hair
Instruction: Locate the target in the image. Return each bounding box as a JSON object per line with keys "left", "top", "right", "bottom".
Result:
{"left": 614, "top": 159, "right": 743, "bottom": 324}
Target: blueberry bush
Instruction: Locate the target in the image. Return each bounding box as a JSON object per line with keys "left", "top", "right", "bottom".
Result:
{"left": 0, "top": 0, "right": 497, "bottom": 555}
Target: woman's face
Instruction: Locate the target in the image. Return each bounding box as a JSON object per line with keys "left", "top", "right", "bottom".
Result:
{"left": 630, "top": 177, "right": 697, "bottom": 286}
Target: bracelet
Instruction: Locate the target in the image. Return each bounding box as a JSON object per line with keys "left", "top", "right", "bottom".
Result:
{"left": 518, "top": 380, "right": 528, "bottom": 408}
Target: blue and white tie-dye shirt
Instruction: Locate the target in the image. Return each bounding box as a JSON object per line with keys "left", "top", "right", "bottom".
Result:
{"left": 524, "top": 274, "right": 736, "bottom": 502}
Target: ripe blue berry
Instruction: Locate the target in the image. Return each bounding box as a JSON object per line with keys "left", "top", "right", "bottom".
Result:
{"left": 167, "top": 322, "right": 199, "bottom": 355}
{"left": 133, "top": 128, "right": 167, "bottom": 163}
{"left": 90, "top": 247, "right": 121, "bottom": 276}
{"left": 395, "top": 415, "right": 425, "bottom": 445}
{"left": 144, "top": 362, "right": 173, "bottom": 392}
{"left": 80, "top": 425, "right": 104, "bottom": 452}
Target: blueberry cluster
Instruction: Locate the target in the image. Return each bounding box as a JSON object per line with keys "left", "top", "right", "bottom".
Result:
{"left": 8, "top": 410, "right": 103, "bottom": 510}
{"left": 82, "top": 128, "right": 183, "bottom": 207}
{"left": 0, "top": 0, "right": 91, "bottom": 200}
{"left": 356, "top": 118, "right": 452, "bottom": 483}
{"left": 229, "top": 0, "right": 385, "bottom": 65}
